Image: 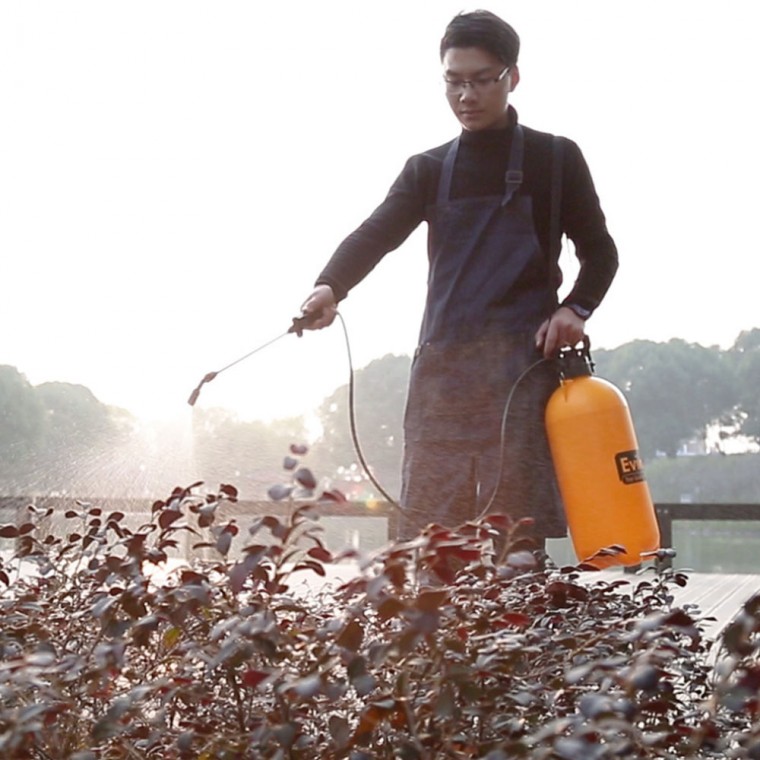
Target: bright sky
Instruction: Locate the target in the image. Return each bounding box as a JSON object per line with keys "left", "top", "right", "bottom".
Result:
{"left": 2, "top": 1, "right": 758, "bottom": 424}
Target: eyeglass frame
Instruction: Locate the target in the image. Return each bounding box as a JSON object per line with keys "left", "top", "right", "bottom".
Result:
{"left": 443, "top": 66, "right": 511, "bottom": 95}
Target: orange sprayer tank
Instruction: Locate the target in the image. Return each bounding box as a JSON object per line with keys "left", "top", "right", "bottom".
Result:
{"left": 545, "top": 344, "right": 661, "bottom": 568}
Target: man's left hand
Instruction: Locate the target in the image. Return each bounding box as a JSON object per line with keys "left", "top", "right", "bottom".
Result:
{"left": 535, "top": 306, "right": 586, "bottom": 358}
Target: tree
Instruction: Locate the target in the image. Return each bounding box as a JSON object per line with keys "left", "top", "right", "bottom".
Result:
{"left": 36, "top": 382, "right": 117, "bottom": 446}
{"left": 646, "top": 452, "right": 760, "bottom": 504}
{"left": 728, "top": 329, "right": 760, "bottom": 443}
{"left": 593, "top": 339, "right": 737, "bottom": 458}
{"left": 192, "top": 408, "right": 308, "bottom": 499}
{"left": 0, "top": 366, "right": 45, "bottom": 488}
{"left": 25, "top": 382, "right": 125, "bottom": 496}
{"left": 314, "top": 353, "right": 411, "bottom": 500}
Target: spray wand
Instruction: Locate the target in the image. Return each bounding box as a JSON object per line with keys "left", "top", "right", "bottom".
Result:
{"left": 186, "top": 310, "right": 431, "bottom": 528}
{"left": 187, "top": 313, "right": 317, "bottom": 407}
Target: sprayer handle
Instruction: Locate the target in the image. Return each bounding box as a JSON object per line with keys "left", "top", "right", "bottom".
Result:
{"left": 288, "top": 312, "right": 320, "bottom": 337}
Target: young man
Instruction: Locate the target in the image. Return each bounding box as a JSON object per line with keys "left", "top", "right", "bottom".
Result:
{"left": 298, "top": 10, "right": 618, "bottom": 545}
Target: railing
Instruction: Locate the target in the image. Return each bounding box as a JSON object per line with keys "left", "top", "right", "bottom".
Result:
{"left": 2, "top": 497, "right": 760, "bottom": 571}
{"left": 654, "top": 503, "right": 760, "bottom": 571}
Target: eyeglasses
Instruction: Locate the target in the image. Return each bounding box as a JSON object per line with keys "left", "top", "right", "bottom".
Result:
{"left": 443, "top": 66, "right": 510, "bottom": 95}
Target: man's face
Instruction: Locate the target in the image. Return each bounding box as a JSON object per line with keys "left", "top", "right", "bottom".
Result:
{"left": 442, "top": 47, "right": 519, "bottom": 131}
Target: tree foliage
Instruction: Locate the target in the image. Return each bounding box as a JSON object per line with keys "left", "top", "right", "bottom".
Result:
{"left": 593, "top": 339, "right": 738, "bottom": 458}
{"left": 0, "top": 367, "right": 45, "bottom": 470}
{"left": 727, "top": 328, "right": 760, "bottom": 442}
{"left": 0, "top": 370, "right": 124, "bottom": 496}
{"left": 2, "top": 327, "right": 759, "bottom": 502}
{"left": 646, "top": 452, "right": 760, "bottom": 504}
{"left": 191, "top": 408, "right": 308, "bottom": 499}
{"left": 1, "top": 458, "right": 760, "bottom": 758}
{"left": 309, "top": 334, "right": 756, "bottom": 480}
{"left": 313, "top": 353, "right": 411, "bottom": 499}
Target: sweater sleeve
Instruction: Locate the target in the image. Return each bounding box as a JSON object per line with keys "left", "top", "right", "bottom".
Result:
{"left": 559, "top": 139, "right": 619, "bottom": 315}
{"left": 315, "top": 156, "right": 428, "bottom": 301}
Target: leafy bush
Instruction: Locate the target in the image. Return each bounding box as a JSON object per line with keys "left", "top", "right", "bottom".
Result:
{"left": 1, "top": 450, "right": 759, "bottom": 758}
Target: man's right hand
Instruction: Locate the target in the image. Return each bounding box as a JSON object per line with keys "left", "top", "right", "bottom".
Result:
{"left": 298, "top": 284, "right": 338, "bottom": 330}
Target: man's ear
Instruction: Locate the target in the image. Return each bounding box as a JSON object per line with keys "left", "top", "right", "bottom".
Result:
{"left": 509, "top": 65, "right": 520, "bottom": 92}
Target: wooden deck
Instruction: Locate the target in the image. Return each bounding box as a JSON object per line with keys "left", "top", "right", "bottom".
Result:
{"left": 589, "top": 568, "right": 760, "bottom": 648}
{"left": 295, "top": 559, "right": 760, "bottom": 653}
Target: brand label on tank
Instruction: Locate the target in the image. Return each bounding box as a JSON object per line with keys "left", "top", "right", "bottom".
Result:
{"left": 615, "top": 450, "right": 645, "bottom": 484}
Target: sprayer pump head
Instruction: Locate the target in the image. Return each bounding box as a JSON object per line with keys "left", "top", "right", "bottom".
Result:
{"left": 556, "top": 337, "right": 595, "bottom": 380}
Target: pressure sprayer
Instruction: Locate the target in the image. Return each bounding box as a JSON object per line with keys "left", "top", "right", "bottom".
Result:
{"left": 545, "top": 339, "right": 661, "bottom": 569}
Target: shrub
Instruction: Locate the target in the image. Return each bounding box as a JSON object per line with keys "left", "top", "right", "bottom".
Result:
{"left": 0, "top": 450, "right": 759, "bottom": 758}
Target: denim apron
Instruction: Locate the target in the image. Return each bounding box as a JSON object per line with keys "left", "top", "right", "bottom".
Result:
{"left": 399, "top": 126, "right": 566, "bottom": 541}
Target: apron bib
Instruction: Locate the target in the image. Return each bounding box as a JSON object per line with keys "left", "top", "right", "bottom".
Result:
{"left": 419, "top": 125, "right": 556, "bottom": 346}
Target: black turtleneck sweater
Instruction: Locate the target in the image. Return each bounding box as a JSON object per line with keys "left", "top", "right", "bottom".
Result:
{"left": 316, "top": 108, "right": 618, "bottom": 319}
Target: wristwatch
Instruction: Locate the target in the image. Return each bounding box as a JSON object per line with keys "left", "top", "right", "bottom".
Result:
{"left": 563, "top": 303, "right": 592, "bottom": 320}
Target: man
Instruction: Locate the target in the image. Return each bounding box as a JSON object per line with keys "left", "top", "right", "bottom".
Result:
{"left": 298, "top": 10, "right": 618, "bottom": 546}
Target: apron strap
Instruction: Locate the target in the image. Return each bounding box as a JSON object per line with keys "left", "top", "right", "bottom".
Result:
{"left": 501, "top": 125, "right": 524, "bottom": 207}
{"left": 436, "top": 139, "right": 458, "bottom": 205}
{"left": 436, "top": 124, "right": 525, "bottom": 207}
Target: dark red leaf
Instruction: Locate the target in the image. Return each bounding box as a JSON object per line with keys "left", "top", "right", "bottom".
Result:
{"left": 197, "top": 504, "right": 217, "bottom": 528}
{"left": 307, "top": 546, "right": 333, "bottom": 563}
{"left": 158, "top": 510, "right": 182, "bottom": 531}
{"left": 664, "top": 609, "right": 697, "bottom": 627}
{"left": 417, "top": 589, "right": 449, "bottom": 612}
{"left": 294, "top": 467, "right": 317, "bottom": 490}
{"left": 242, "top": 669, "right": 269, "bottom": 688}
{"left": 293, "top": 560, "right": 326, "bottom": 577}
{"left": 220, "top": 484, "right": 238, "bottom": 500}
{"left": 498, "top": 612, "right": 531, "bottom": 629}
{"left": 180, "top": 570, "right": 207, "bottom": 585}
{"left": 16, "top": 535, "right": 36, "bottom": 557}
{"left": 377, "top": 597, "right": 405, "bottom": 621}
{"left": 318, "top": 489, "right": 348, "bottom": 503}
{"left": 483, "top": 513, "right": 513, "bottom": 529}
{"left": 146, "top": 548, "right": 168, "bottom": 564}
{"left": 337, "top": 620, "right": 363, "bottom": 652}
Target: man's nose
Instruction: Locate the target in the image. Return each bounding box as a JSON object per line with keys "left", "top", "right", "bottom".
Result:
{"left": 458, "top": 86, "right": 478, "bottom": 102}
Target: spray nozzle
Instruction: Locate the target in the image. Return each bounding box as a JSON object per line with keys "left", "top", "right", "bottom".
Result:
{"left": 187, "top": 371, "right": 218, "bottom": 407}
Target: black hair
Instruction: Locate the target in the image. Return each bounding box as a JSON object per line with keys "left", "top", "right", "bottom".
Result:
{"left": 440, "top": 10, "right": 520, "bottom": 67}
